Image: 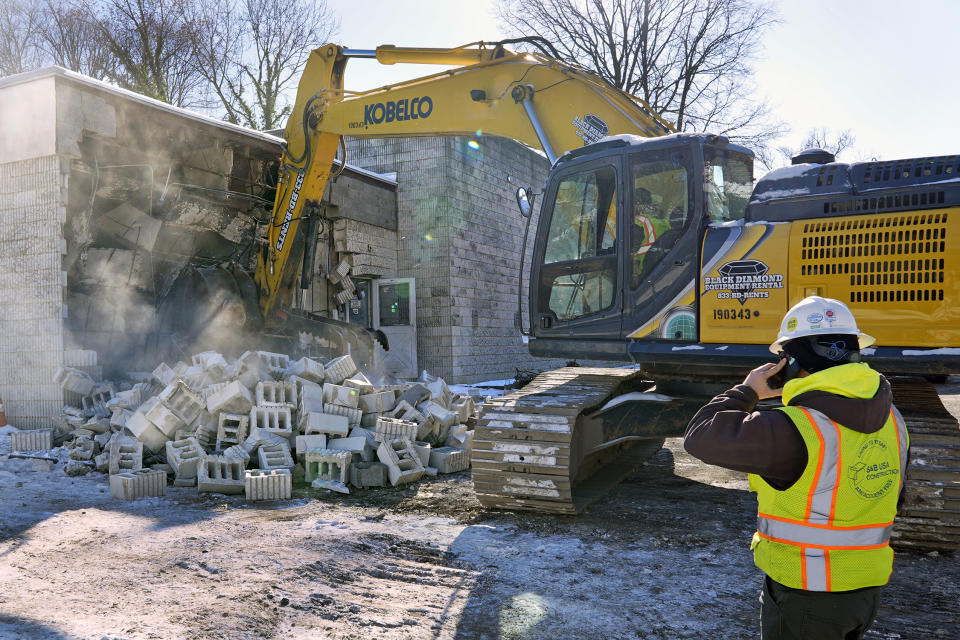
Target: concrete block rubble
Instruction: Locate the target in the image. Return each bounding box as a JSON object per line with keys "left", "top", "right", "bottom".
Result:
{"left": 13, "top": 350, "right": 477, "bottom": 501}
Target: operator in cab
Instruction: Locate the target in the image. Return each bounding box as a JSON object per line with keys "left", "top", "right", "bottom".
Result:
{"left": 683, "top": 296, "right": 909, "bottom": 640}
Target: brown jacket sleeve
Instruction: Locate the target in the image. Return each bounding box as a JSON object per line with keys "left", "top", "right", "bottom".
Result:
{"left": 683, "top": 384, "right": 808, "bottom": 488}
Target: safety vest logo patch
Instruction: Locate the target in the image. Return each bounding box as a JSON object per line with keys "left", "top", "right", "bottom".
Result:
{"left": 847, "top": 438, "right": 899, "bottom": 500}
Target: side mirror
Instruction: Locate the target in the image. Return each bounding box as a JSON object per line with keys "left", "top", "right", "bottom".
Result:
{"left": 516, "top": 186, "right": 535, "bottom": 218}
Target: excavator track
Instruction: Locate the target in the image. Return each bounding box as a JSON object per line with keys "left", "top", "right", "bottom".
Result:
{"left": 889, "top": 377, "right": 960, "bottom": 552}
{"left": 472, "top": 367, "right": 663, "bottom": 514}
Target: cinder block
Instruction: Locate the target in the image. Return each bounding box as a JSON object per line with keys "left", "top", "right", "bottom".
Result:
{"left": 376, "top": 437, "right": 425, "bottom": 486}
{"left": 426, "top": 378, "right": 452, "bottom": 406}
{"left": 258, "top": 442, "right": 295, "bottom": 470}
{"left": 360, "top": 412, "right": 381, "bottom": 428}
{"left": 296, "top": 434, "right": 328, "bottom": 459}
{"left": 143, "top": 396, "right": 186, "bottom": 438}
{"left": 222, "top": 444, "right": 251, "bottom": 466}
{"left": 374, "top": 416, "right": 418, "bottom": 442}
{"left": 349, "top": 426, "right": 378, "bottom": 449}
{"left": 387, "top": 400, "right": 425, "bottom": 425}
{"left": 197, "top": 456, "right": 245, "bottom": 494}
{"left": 109, "top": 438, "right": 143, "bottom": 474}
{"left": 323, "top": 354, "right": 357, "bottom": 384}
{"left": 451, "top": 395, "right": 476, "bottom": 422}
{"left": 94, "top": 451, "right": 110, "bottom": 473}
{"left": 421, "top": 402, "right": 458, "bottom": 429}
{"left": 349, "top": 461, "right": 388, "bottom": 488}
{"left": 235, "top": 351, "right": 270, "bottom": 388}
{"left": 359, "top": 391, "right": 395, "bottom": 414}
{"left": 165, "top": 437, "right": 203, "bottom": 479}
{"left": 416, "top": 416, "right": 441, "bottom": 441}
{"left": 10, "top": 429, "right": 53, "bottom": 452}
{"left": 322, "top": 383, "right": 359, "bottom": 409}
{"left": 298, "top": 384, "right": 325, "bottom": 414}
{"left": 300, "top": 411, "right": 349, "bottom": 437}
{"left": 110, "top": 469, "right": 167, "bottom": 499}
{"left": 83, "top": 384, "right": 115, "bottom": 418}
{"left": 305, "top": 449, "right": 351, "bottom": 493}
{"left": 343, "top": 373, "right": 375, "bottom": 395}
{"left": 446, "top": 427, "right": 474, "bottom": 455}
{"left": 328, "top": 258, "right": 350, "bottom": 284}
{"left": 413, "top": 441, "right": 432, "bottom": 467}
{"left": 110, "top": 387, "right": 142, "bottom": 410}
{"left": 55, "top": 367, "right": 96, "bottom": 396}
{"left": 198, "top": 381, "right": 230, "bottom": 400}
{"left": 255, "top": 380, "right": 297, "bottom": 408}
{"left": 429, "top": 446, "right": 470, "bottom": 473}
{"left": 207, "top": 380, "right": 254, "bottom": 415}
{"left": 328, "top": 436, "right": 374, "bottom": 462}
{"left": 249, "top": 406, "right": 293, "bottom": 438}
{"left": 110, "top": 408, "right": 132, "bottom": 430}
{"left": 398, "top": 383, "right": 430, "bottom": 407}
{"left": 216, "top": 413, "right": 250, "bottom": 450}
{"left": 194, "top": 421, "right": 217, "bottom": 451}
{"left": 256, "top": 351, "right": 290, "bottom": 374}
{"left": 285, "top": 357, "right": 325, "bottom": 384}
{"left": 245, "top": 469, "right": 292, "bottom": 500}
{"left": 323, "top": 403, "right": 362, "bottom": 426}
{"left": 192, "top": 351, "right": 229, "bottom": 379}
{"left": 158, "top": 380, "right": 204, "bottom": 425}
{"left": 125, "top": 409, "right": 169, "bottom": 453}
{"left": 151, "top": 362, "right": 176, "bottom": 387}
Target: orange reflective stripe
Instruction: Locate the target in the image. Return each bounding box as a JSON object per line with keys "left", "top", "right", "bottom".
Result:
{"left": 825, "top": 550, "right": 832, "bottom": 592}
{"left": 829, "top": 418, "right": 842, "bottom": 526}
{"left": 758, "top": 511, "right": 894, "bottom": 531}
{"left": 892, "top": 409, "right": 903, "bottom": 491}
{"left": 757, "top": 531, "right": 890, "bottom": 551}
{"left": 799, "top": 408, "right": 826, "bottom": 521}
{"left": 800, "top": 545, "right": 807, "bottom": 590}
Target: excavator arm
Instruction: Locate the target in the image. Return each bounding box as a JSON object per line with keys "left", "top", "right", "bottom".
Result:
{"left": 255, "top": 41, "right": 672, "bottom": 317}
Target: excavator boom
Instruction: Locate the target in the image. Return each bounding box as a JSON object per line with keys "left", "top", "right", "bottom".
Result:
{"left": 255, "top": 42, "right": 671, "bottom": 316}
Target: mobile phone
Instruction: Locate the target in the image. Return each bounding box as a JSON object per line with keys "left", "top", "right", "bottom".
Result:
{"left": 768, "top": 356, "right": 801, "bottom": 389}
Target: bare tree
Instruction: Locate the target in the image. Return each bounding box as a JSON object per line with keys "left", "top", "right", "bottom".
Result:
{"left": 189, "top": 0, "right": 339, "bottom": 130}
{"left": 92, "top": 0, "right": 207, "bottom": 107}
{"left": 778, "top": 127, "right": 856, "bottom": 164}
{"left": 35, "top": 0, "right": 115, "bottom": 78}
{"left": 497, "top": 0, "right": 784, "bottom": 152}
{"left": 0, "top": 0, "right": 45, "bottom": 76}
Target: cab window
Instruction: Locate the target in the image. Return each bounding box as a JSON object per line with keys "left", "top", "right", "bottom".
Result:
{"left": 541, "top": 166, "right": 618, "bottom": 321}
{"left": 631, "top": 157, "right": 689, "bottom": 287}
{"left": 704, "top": 147, "right": 753, "bottom": 223}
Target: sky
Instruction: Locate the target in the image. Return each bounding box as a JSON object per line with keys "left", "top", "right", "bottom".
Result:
{"left": 328, "top": 0, "right": 960, "bottom": 167}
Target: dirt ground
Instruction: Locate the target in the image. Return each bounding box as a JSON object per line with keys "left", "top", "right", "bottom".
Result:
{"left": 1, "top": 384, "right": 959, "bottom": 640}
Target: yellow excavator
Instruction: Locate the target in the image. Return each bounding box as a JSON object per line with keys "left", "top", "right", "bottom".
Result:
{"left": 177, "top": 38, "right": 960, "bottom": 551}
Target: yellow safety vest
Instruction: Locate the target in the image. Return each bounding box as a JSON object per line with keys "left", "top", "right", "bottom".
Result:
{"left": 749, "top": 364, "right": 909, "bottom": 592}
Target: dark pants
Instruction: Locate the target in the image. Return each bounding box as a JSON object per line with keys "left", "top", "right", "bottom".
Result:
{"left": 760, "top": 575, "right": 881, "bottom": 640}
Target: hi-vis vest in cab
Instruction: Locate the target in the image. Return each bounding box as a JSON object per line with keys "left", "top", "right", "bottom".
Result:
{"left": 748, "top": 363, "right": 909, "bottom": 591}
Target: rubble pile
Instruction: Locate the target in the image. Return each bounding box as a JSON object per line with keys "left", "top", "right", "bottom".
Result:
{"left": 18, "top": 350, "right": 477, "bottom": 501}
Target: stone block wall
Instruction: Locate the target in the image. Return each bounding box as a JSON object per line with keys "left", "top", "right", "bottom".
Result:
{"left": 0, "top": 156, "right": 67, "bottom": 427}
{"left": 346, "top": 135, "right": 569, "bottom": 383}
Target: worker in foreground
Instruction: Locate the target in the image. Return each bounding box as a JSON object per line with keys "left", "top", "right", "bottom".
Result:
{"left": 684, "top": 296, "right": 909, "bottom": 639}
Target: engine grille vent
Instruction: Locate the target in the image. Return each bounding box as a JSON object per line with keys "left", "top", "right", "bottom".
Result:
{"left": 798, "top": 212, "right": 948, "bottom": 304}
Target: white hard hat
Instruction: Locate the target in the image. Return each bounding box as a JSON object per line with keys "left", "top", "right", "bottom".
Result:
{"left": 769, "top": 296, "right": 875, "bottom": 354}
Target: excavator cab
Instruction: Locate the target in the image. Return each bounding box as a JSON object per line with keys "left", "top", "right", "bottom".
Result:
{"left": 528, "top": 133, "right": 754, "bottom": 362}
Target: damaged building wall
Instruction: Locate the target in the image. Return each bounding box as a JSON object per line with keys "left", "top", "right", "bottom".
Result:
{"left": 345, "top": 135, "right": 568, "bottom": 383}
